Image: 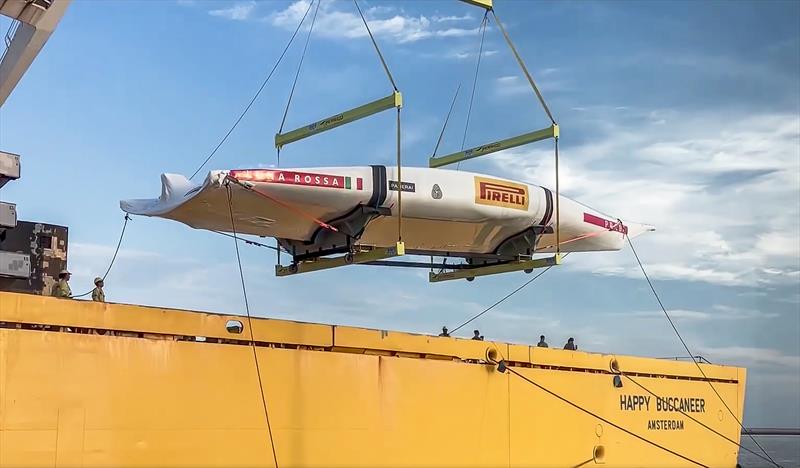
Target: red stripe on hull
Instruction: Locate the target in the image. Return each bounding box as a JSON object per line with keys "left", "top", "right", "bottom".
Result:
{"left": 583, "top": 213, "right": 628, "bottom": 234}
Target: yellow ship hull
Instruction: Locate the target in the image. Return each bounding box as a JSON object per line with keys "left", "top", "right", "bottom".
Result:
{"left": 0, "top": 292, "right": 745, "bottom": 467}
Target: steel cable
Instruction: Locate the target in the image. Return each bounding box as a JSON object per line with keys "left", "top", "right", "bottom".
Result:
{"left": 188, "top": 0, "right": 315, "bottom": 180}
{"left": 626, "top": 235, "right": 781, "bottom": 467}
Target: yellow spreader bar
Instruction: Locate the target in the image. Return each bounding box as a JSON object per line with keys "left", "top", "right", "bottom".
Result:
{"left": 459, "top": 0, "right": 493, "bottom": 9}
{"left": 276, "top": 242, "right": 405, "bottom": 277}
{"left": 275, "top": 92, "right": 403, "bottom": 149}
{"left": 429, "top": 124, "right": 558, "bottom": 168}
{"left": 429, "top": 254, "right": 561, "bottom": 283}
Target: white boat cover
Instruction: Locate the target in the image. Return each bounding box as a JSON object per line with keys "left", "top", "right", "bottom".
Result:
{"left": 121, "top": 166, "right": 653, "bottom": 257}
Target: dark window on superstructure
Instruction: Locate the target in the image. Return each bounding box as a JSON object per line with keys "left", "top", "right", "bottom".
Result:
{"left": 38, "top": 235, "right": 53, "bottom": 250}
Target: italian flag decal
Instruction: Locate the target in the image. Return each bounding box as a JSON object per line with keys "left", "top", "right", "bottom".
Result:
{"left": 344, "top": 176, "right": 364, "bottom": 190}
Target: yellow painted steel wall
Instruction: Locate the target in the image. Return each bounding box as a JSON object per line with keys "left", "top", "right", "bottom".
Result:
{"left": 0, "top": 292, "right": 745, "bottom": 467}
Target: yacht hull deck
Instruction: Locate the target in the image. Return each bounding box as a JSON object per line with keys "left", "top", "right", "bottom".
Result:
{"left": 121, "top": 167, "right": 655, "bottom": 260}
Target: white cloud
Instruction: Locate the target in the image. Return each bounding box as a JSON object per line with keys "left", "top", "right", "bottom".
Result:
{"left": 432, "top": 14, "right": 473, "bottom": 23}
{"left": 754, "top": 232, "right": 800, "bottom": 258}
{"left": 696, "top": 346, "right": 800, "bottom": 369}
{"left": 540, "top": 67, "right": 560, "bottom": 76}
{"left": 489, "top": 110, "right": 800, "bottom": 287}
{"left": 594, "top": 262, "right": 748, "bottom": 287}
{"left": 268, "top": 1, "right": 482, "bottom": 44}
{"left": 209, "top": 1, "right": 256, "bottom": 21}
{"left": 494, "top": 71, "right": 568, "bottom": 97}
{"left": 615, "top": 305, "right": 779, "bottom": 322}
{"left": 494, "top": 75, "right": 528, "bottom": 97}
{"left": 436, "top": 49, "right": 496, "bottom": 61}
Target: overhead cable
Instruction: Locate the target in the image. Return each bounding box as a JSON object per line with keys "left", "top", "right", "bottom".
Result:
{"left": 225, "top": 184, "right": 280, "bottom": 468}
{"left": 457, "top": 12, "right": 489, "bottom": 170}
{"left": 72, "top": 214, "right": 131, "bottom": 299}
{"left": 504, "top": 366, "right": 709, "bottom": 467}
{"left": 278, "top": 0, "right": 321, "bottom": 140}
{"left": 448, "top": 253, "right": 569, "bottom": 335}
{"left": 188, "top": 0, "right": 315, "bottom": 180}
{"left": 490, "top": 10, "right": 555, "bottom": 124}
{"left": 622, "top": 372, "right": 781, "bottom": 467}
{"left": 353, "top": 0, "right": 397, "bottom": 91}
{"left": 626, "top": 235, "right": 781, "bottom": 467}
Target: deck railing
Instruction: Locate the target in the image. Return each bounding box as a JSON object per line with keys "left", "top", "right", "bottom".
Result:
{"left": 1, "top": 18, "right": 21, "bottom": 64}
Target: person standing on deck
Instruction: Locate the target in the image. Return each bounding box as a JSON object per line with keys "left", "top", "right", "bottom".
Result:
{"left": 53, "top": 270, "right": 72, "bottom": 298}
{"left": 563, "top": 337, "right": 577, "bottom": 350}
{"left": 91, "top": 277, "right": 105, "bottom": 302}
{"left": 472, "top": 330, "right": 484, "bottom": 341}
{"left": 438, "top": 326, "right": 450, "bottom": 337}
{"left": 537, "top": 335, "right": 548, "bottom": 347}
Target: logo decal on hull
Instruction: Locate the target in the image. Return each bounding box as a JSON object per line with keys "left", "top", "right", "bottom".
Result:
{"left": 474, "top": 177, "right": 529, "bottom": 211}
{"left": 389, "top": 180, "right": 416, "bottom": 193}
{"left": 229, "top": 170, "right": 363, "bottom": 190}
{"left": 583, "top": 213, "right": 627, "bottom": 234}
{"left": 431, "top": 184, "right": 443, "bottom": 199}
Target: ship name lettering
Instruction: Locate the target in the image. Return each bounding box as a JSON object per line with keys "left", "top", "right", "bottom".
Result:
{"left": 647, "top": 419, "right": 685, "bottom": 430}
{"left": 620, "top": 394, "right": 650, "bottom": 411}
{"left": 656, "top": 397, "right": 705, "bottom": 413}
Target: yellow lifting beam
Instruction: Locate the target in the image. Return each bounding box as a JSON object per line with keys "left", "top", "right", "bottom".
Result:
{"left": 276, "top": 242, "right": 405, "bottom": 277}
{"left": 429, "top": 254, "right": 561, "bottom": 283}
{"left": 275, "top": 92, "right": 402, "bottom": 149}
{"left": 429, "top": 124, "right": 558, "bottom": 168}
{"left": 459, "top": 0, "right": 493, "bottom": 9}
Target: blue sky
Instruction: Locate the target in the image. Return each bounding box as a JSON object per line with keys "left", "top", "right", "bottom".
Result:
{"left": 1, "top": 0, "right": 798, "bottom": 427}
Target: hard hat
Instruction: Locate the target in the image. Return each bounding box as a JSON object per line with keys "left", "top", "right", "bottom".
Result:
{"left": 94, "top": 277, "right": 103, "bottom": 285}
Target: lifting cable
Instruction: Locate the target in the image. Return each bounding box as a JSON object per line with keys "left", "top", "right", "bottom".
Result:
{"left": 188, "top": 0, "right": 315, "bottom": 181}
{"left": 554, "top": 137, "right": 561, "bottom": 254}
{"left": 395, "top": 99, "right": 403, "bottom": 241}
{"left": 72, "top": 214, "right": 131, "bottom": 299}
{"left": 626, "top": 235, "right": 781, "bottom": 467}
{"left": 457, "top": 218, "right": 778, "bottom": 465}
{"left": 448, "top": 253, "right": 570, "bottom": 335}
{"left": 456, "top": 12, "right": 489, "bottom": 171}
{"left": 431, "top": 84, "right": 461, "bottom": 158}
{"left": 621, "top": 372, "right": 782, "bottom": 467}
{"left": 227, "top": 175, "right": 338, "bottom": 233}
{"left": 225, "top": 184, "right": 280, "bottom": 468}
{"left": 502, "top": 366, "right": 709, "bottom": 468}
{"left": 491, "top": 10, "right": 555, "bottom": 125}
{"left": 493, "top": 10, "right": 562, "bottom": 252}
{"left": 277, "top": 0, "right": 321, "bottom": 167}
{"left": 448, "top": 219, "right": 631, "bottom": 335}
{"left": 353, "top": 0, "right": 403, "bottom": 242}
{"left": 353, "top": 0, "right": 398, "bottom": 92}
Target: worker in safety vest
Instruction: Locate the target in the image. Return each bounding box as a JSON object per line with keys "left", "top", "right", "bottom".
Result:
{"left": 53, "top": 270, "right": 72, "bottom": 298}
{"left": 537, "top": 335, "right": 548, "bottom": 347}
{"left": 563, "top": 337, "right": 577, "bottom": 350}
{"left": 91, "top": 277, "right": 105, "bottom": 302}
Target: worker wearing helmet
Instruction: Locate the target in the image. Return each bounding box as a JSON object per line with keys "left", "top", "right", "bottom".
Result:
{"left": 53, "top": 270, "right": 72, "bottom": 298}
{"left": 91, "top": 277, "right": 105, "bottom": 303}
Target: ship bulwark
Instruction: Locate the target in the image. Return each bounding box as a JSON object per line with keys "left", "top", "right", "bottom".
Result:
{"left": 0, "top": 291, "right": 746, "bottom": 467}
